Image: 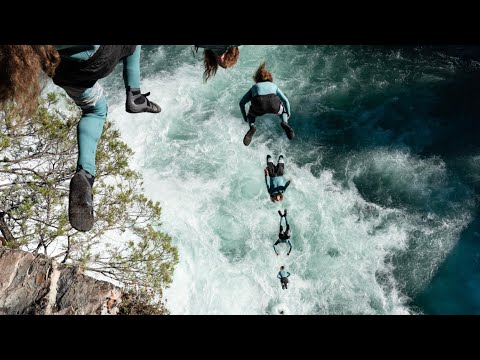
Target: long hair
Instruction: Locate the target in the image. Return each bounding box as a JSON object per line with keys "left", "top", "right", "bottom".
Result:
{"left": 203, "top": 46, "right": 240, "bottom": 83}
{"left": 0, "top": 45, "right": 60, "bottom": 120}
{"left": 218, "top": 46, "right": 239, "bottom": 69}
{"left": 253, "top": 62, "right": 273, "bottom": 83}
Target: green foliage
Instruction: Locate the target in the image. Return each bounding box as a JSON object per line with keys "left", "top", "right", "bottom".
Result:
{"left": 119, "top": 287, "right": 169, "bottom": 315}
{"left": 0, "top": 93, "right": 178, "bottom": 313}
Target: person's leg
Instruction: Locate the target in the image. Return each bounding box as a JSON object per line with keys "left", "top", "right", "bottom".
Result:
{"left": 267, "top": 154, "right": 276, "bottom": 177}
{"left": 279, "top": 111, "right": 294, "bottom": 140}
{"left": 248, "top": 114, "right": 257, "bottom": 129}
{"left": 243, "top": 114, "right": 257, "bottom": 146}
{"left": 62, "top": 83, "right": 107, "bottom": 232}
{"left": 123, "top": 45, "right": 161, "bottom": 113}
{"left": 273, "top": 240, "right": 280, "bottom": 255}
{"left": 77, "top": 100, "right": 107, "bottom": 177}
{"left": 123, "top": 45, "right": 141, "bottom": 90}
{"left": 276, "top": 155, "right": 285, "bottom": 176}
{"left": 281, "top": 214, "right": 287, "bottom": 228}
{"left": 63, "top": 83, "right": 107, "bottom": 177}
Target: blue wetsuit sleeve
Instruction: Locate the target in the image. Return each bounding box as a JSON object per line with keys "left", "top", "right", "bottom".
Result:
{"left": 239, "top": 89, "right": 252, "bottom": 122}
{"left": 276, "top": 88, "right": 291, "bottom": 116}
{"left": 287, "top": 272, "right": 291, "bottom": 277}
{"left": 277, "top": 273, "right": 282, "bottom": 279}
{"left": 284, "top": 180, "right": 291, "bottom": 191}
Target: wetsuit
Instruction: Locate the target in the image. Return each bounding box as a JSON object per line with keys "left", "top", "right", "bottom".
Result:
{"left": 274, "top": 215, "right": 292, "bottom": 255}
{"left": 53, "top": 45, "right": 141, "bottom": 177}
{"left": 265, "top": 157, "right": 290, "bottom": 197}
{"left": 239, "top": 81, "right": 291, "bottom": 129}
{"left": 277, "top": 270, "right": 291, "bottom": 289}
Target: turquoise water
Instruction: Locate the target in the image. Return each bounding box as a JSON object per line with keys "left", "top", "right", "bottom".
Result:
{"left": 102, "top": 45, "right": 480, "bottom": 314}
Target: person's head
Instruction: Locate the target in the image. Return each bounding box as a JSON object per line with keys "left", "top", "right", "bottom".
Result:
{"left": 0, "top": 45, "right": 60, "bottom": 121}
{"left": 203, "top": 47, "right": 239, "bottom": 83}
{"left": 253, "top": 62, "right": 273, "bottom": 83}
{"left": 280, "top": 266, "right": 285, "bottom": 270}
{"left": 271, "top": 194, "right": 283, "bottom": 202}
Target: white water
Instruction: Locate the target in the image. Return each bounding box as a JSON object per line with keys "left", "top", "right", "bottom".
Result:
{"left": 97, "top": 45, "right": 474, "bottom": 314}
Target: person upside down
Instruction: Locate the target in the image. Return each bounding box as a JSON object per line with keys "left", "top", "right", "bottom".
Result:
{"left": 277, "top": 266, "right": 291, "bottom": 290}
{"left": 265, "top": 154, "right": 291, "bottom": 203}
{"left": 274, "top": 209, "right": 292, "bottom": 256}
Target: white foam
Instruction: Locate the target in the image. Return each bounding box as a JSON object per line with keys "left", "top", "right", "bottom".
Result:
{"left": 95, "top": 46, "right": 473, "bottom": 314}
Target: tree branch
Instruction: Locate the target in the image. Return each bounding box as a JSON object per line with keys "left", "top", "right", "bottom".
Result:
{"left": 0, "top": 212, "right": 15, "bottom": 245}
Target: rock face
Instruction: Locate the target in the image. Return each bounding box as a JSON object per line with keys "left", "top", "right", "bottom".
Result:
{"left": 0, "top": 247, "right": 121, "bottom": 315}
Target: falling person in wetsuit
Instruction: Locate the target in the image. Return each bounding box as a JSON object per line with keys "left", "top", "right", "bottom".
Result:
{"left": 265, "top": 154, "right": 291, "bottom": 203}
{"left": 277, "top": 265, "right": 291, "bottom": 290}
{"left": 274, "top": 209, "right": 292, "bottom": 256}
{"left": 239, "top": 62, "right": 294, "bottom": 146}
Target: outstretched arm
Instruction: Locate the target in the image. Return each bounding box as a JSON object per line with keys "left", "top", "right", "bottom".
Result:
{"left": 287, "top": 240, "right": 292, "bottom": 255}
{"left": 284, "top": 180, "right": 291, "bottom": 191}
{"left": 276, "top": 88, "right": 291, "bottom": 117}
{"left": 264, "top": 169, "right": 270, "bottom": 193}
{"left": 239, "top": 89, "right": 252, "bottom": 122}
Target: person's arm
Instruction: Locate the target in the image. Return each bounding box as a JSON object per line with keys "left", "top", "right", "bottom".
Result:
{"left": 287, "top": 240, "right": 292, "bottom": 255}
{"left": 277, "top": 272, "right": 282, "bottom": 279}
{"left": 284, "top": 180, "right": 291, "bottom": 191}
{"left": 286, "top": 272, "right": 291, "bottom": 277}
{"left": 239, "top": 89, "right": 252, "bottom": 122}
{"left": 276, "top": 88, "right": 291, "bottom": 117}
{"left": 264, "top": 168, "right": 270, "bottom": 193}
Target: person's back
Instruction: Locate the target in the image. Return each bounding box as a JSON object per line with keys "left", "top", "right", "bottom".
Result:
{"left": 269, "top": 174, "right": 287, "bottom": 195}
{"left": 251, "top": 81, "right": 279, "bottom": 96}
{"left": 239, "top": 63, "right": 294, "bottom": 146}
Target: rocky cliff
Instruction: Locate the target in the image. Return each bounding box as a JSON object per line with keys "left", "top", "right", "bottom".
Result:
{"left": 0, "top": 246, "right": 121, "bottom": 315}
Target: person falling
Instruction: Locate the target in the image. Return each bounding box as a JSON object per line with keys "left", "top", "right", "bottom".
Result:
{"left": 273, "top": 209, "right": 292, "bottom": 256}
